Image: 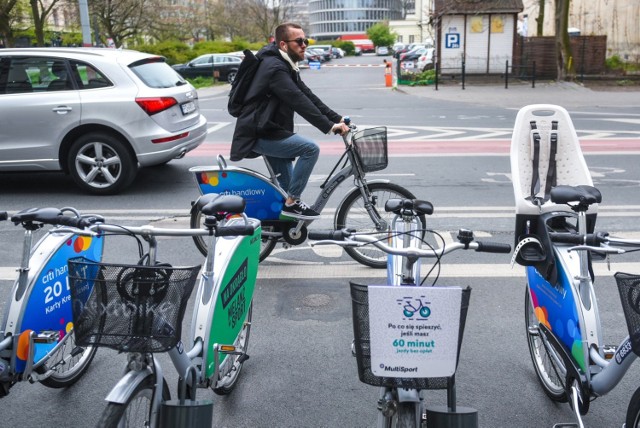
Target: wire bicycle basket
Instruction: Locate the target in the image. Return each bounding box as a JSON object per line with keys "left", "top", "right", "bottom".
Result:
{"left": 68, "top": 257, "right": 201, "bottom": 353}
{"left": 351, "top": 126, "right": 388, "bottom": 173}
{"left": 615, "top": 272, "right": 640, "bottom": 356}
{"left": 349, "top": 282, "right": 471, "bottom": 389}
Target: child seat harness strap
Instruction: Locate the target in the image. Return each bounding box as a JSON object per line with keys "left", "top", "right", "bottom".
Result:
{"left": 528, "top": 120, "right": 559, "bottom": 205}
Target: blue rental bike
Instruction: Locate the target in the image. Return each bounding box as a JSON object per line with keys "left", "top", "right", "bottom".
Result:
{"left": 189, "top": 119, "right": 425, "bottom": 268}
{"left": 0, "top": 207, "right": 102, "bottom": 397}
{"left": 511, "top": 104, "right": 640, "bottom": 427}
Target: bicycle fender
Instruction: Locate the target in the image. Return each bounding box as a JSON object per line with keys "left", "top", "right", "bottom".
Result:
{"left": 397, "top": 387, "right": 420, "bottom": 403}
{"left": 334, "top": 179, "right": 392, "bottom": 222}
{"left": 104, "top": 367, "right": 154, "bottom": 404}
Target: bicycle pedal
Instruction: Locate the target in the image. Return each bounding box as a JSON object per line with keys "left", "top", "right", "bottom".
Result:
{"left": 602, "top": 344, "right": 616, "bottom": 360}
{"left": 34, "top": 330, "right": 60, "bottom": 344}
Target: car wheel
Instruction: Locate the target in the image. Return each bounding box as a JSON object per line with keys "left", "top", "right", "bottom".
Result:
{"left": 68, "top": 132, "right": 137, "bottom": 195}
{"left": 227, "top": 70, "right": 237, "bottom": 84}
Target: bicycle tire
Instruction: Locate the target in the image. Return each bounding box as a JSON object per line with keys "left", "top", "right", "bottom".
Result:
{"left": 525, "top": 287, "right": 568, "bottom": 402}
{"left": 38, "top": 333, "right": 97, "bottom": 388}
{"left": 96, "top": 375, "right": 170, "bottom": 428}
{"left": 393, "top": 402, "right": 419, "bottom": 428}
{"left": 190, "top": 208, "right": 275, "bottom": 262}
{"left": 626, "top": 386, "right": 640, "bottom": 427}
{"left": 213, "top": 302, "right": 253, "bottom": 395}
{"left": 336, "top": 183, "right": 426, "bottom": 269}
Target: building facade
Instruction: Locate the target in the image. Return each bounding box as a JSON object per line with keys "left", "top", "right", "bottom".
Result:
{"left": 308, "top": 0, "right": 404, "bottom": 40}
{"left": 520, "top": 0, "right": 639, "bottom": 60}
{"left": 389, "top": 0, "right": 434, "bottom": 45}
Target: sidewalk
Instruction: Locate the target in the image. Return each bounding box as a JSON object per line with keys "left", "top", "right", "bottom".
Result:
{"left": 397, "top": 80, "right": 640, "bottom": 109}
{"left": 196, "top": 80, "right": 640, "bottom": 109}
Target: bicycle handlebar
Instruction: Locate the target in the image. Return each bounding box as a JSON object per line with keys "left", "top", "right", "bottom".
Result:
{"left": 309, "top": 229, "right": 511, "bottom": 258}
{"left": 10, "top": 207, "right": 104, "bottom": 230}
{"left": 548, "top": 231, "right": 640, "bottom": 255}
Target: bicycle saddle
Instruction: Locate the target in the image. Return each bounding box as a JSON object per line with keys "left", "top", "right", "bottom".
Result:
{"left": 550, "top": 185, "right": 602, "bottom": 206}
{"left": 385, "top": 198, "right": 434, "bottom": 216}
{"left": 194, "top": 193, "right": 246, "bottom": 216}
{"left": 11, "top": 207, "right": 62, "bottom": 224}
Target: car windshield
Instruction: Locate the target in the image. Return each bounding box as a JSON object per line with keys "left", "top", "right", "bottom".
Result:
{"left": 129, "top": 58, "right": 186, "bottom": 88}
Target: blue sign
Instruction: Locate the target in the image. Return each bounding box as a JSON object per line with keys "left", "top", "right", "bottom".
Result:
{"left": 445, "top": 33, "right": 460, "bottom": 49}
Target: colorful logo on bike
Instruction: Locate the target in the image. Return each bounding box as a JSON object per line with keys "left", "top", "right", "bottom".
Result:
{"left": 195, "top": 169, "right": 285, "bottom": 220}
{"left": 528, "top": 266, "right": 586, "bottom": 371}
{"left": 15, "top": 234, "right": 103, "bottom": 372}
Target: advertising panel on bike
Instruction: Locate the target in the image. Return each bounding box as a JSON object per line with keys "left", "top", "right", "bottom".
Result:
{"left": 367, "top": 285, "right": 462, "bottom": 378}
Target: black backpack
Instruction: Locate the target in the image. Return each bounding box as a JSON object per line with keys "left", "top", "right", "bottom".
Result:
{"left": 227, "top": 49, "right": 261, "bottom": 117}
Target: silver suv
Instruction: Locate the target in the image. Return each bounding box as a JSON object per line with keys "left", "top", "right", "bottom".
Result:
{"left": 0, "top": 48, "right": 208, "bottom": 194}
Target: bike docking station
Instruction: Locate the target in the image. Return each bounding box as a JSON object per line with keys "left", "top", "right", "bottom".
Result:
{"left": 160, "top": 366, "right": 214, "bottom": 428}
{"left": 350, "top": 282, "right": 477, "bottom": 427}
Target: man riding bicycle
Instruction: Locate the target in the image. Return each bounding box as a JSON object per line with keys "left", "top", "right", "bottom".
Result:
{"left": 230, "top": 22, "right": 349, "bottom": 220}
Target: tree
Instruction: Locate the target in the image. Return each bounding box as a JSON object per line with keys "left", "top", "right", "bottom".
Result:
{"left": 0, "top": 0, "right": 20, "bottom": 46}
{"left": 245, "top": 0, "right": 293, "bottom": 41}
{"left": 536, "top": 0, "right": 545, "bottom": 36}
{"left": 366, "top": 22, "right": 396, "bottom": 48}
{"left": 554, "top": 0, "right": 573, "bottom": 80}
{"left": 30, "top": 0, "right": 65, "bottom": 46}
{"left": 90, "top": 0, "right": 164, "bottom": 47}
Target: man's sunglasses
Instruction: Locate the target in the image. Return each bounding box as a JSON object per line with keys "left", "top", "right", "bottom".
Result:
{"left": 285, "top": 38, "right": 309, "bottom": 47}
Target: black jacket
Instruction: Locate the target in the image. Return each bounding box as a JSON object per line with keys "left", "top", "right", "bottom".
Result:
{"left": 230, "top": 43, "right": 342, "bottom": 161}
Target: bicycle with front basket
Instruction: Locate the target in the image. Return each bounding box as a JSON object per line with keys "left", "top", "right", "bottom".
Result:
{"left": 0, "top": 207, "right": 101, "bottom": 398}
{"left": 66, "top": 193, "right": 260, "bottom": 427}
{"left": 309, "top": 198, "right": 511, "bottom": 428}
{"left": 189, "top": 118, "right": 425, "bottom": 268}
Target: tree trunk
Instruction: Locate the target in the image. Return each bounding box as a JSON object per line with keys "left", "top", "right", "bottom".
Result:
{"left": 536, "top": 0, "right": 545, "bottom": 36}
{"left": 554, "top": 0, "right": 573, "bottom": 80}
{"left": 30, "top": 0, "right": 45, "bottom": 46}
{"left": 0, "top": 0, "right": 19, "bottom": 47}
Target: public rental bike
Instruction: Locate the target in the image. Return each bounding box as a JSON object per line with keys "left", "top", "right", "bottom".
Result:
{"left": 189, "top": 118, "right": 425, "bottom": 268}
{"left": 309, "top": 198, "right": 511, "bottom": 428}
{"left": 63, "top": 193, "right": 260, "bottom": 427}
{"left": 0, "top": 207, "right": 102, "bottom": 398}
{"left": 511, "top": 104, "right": 640, "bottom": 427}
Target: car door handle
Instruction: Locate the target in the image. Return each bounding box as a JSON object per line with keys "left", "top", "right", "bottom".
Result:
{"left": 53, "top": 106, "right": 73, "bottom": 114}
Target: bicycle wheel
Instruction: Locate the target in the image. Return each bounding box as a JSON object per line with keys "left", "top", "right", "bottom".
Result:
{"left": 626, "top": 386, "right": 640, "bottom": 428}
{"left": 213, "top": 302, "right": 252, "bottom": 395}
{"left": 525, "top": 287, "right": 568, "bottom": 402}
{"left": 38, "top": 332, "right": 97, "bottom": 388}
{"left": 96, "top": 375, "right": 170, "bottom": 428}
{"left": 190, "top": 208, "right": 275, "bottom": 262}
{"left": 393, "top": 402, "right": 420, "bottom": 428}
{"left": 336, "top": 182, "right": 425, "bottom": 269}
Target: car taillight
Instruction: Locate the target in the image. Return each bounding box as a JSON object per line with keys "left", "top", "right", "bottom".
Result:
{"left": 136, "top": 97, "right": 178, "bottom": 115}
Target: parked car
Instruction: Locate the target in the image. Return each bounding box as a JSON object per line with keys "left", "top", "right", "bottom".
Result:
{"left": 376, "top": 46, "right": 390, "bottom": 56}
{"left": 333, "top": 47, "right": 345, "bottom": 58}
{"left": 0, "top": 47, "right": 207, "bottom": 195}
{"left": 307, "top": 48, "right": 327, "bottom": 62}
{"left": 354, "top": 46, "right": 362, "bottom": 56}
{"left": 417, "top": 48, "right": 436, "bottom": 71}
{"left": 172, "top": 53, "right": 242, "bottom": 82}
{"left": 394, "top": 43, "right": 425, "bottom": 59}
{"left": 400, "top": 46, "right": 429, "bottom": 62}
{"left": 299, "top": 50, "right": 324, "bottom": 67}
{"left": 310, "top": 44, "right": 333, "bottom": 61}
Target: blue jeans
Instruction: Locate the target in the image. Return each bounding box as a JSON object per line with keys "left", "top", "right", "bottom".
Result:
{"left": 252, "top": 134, "right": 319, "bottom": 200}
